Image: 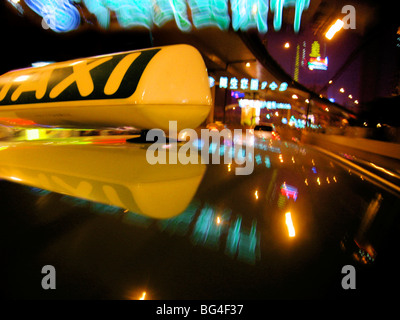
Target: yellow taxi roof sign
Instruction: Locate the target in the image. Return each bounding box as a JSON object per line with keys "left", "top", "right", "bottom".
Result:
{"left": 0, "top": 45, "right": 212, "bottom": 131}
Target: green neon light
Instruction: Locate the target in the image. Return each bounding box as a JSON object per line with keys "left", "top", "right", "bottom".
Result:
{"left": 152, "top": 0, "right": 192, "bottom": 31}
{"left": 77, "top": 0, "right": 311, "bottom": 33}
{"left": 270, "top": 0, "right": 310, "bottom": 32}
{"left": 231, "top": 0, "right": 268, "bottom": 33}
{"left": 189, "top": 0, "right": 230, "bottom": 30}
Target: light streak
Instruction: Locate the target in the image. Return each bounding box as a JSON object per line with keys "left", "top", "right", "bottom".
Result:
{"left": 285, "top": 212, "right": 295, "bottom": 237}
{"left": 325, "top": 19, "right": 344, "bottom": 40}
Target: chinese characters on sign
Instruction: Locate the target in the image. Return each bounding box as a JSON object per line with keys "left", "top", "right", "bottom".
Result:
{"left": 219, "top": 77, "right": 288, "bottom": 92}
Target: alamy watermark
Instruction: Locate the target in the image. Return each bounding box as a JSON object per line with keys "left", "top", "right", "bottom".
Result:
{"left": 341, "top": 265, "right": 356, "bottom": 290}
{"left": 41, "top": 265, "right": 56, "bottom": 290}
{"left": 342, "top": 5, "right": 356, "bottom": 30}
{"left": 145, "top": 121, "right": 255, "bottom": 176}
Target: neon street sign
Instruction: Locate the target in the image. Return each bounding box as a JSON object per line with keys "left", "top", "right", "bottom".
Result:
{"left": 308, "top": 57, "right": 328, "bottom": 70}
{"left": 23, "top": 0, "right": 311, "bottom": 33}
{"left": 219, "top": 77, "right": 288, "bottom": 92}
{"left": 238, "top": 99, "right": 291, "bottom": 110}
{"left": 308, "top": 40, "right": 328, "bottom": 71}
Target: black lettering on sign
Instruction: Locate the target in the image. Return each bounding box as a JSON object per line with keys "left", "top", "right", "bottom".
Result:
{"left": 0, "top": 48, "right": 161, "bottom": 105}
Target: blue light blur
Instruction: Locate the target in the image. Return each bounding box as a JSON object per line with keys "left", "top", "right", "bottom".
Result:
{"left": 25, "top": 0, "right": 81, "bottom": 32}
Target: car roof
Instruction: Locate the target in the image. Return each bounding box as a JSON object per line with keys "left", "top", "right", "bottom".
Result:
{"left": 1, "top": 135, "right": 399, "bottom": 299}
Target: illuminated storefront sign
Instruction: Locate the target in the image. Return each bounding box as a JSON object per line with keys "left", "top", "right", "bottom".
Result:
{"left": 308, "top": 40, "right": 328, "bottom": 71}
{"left": 23, "top": 0, "right": 311, "bottom": 33}
{"left": 238, "top": 99, "right": 291, "bottom": 110}
{"left": 208, "top": 76, "right": 215, "bottom": 87}
{"left": 238, "top": 99, "right": 291, "bottom": 126}
{"left": 219, "top": 77, "right": 288, "bottom": 92}
{"left": 308, "top": 57, "right": 328, "bottom": 70}
{"left": 231, "top": 91, "right": 245, "bottom": 98}
{"left": 280, "top": 183, "right": 298, "bottom": 201}
{"left": 264, "top": 101, "right": 291, "bottom": 110}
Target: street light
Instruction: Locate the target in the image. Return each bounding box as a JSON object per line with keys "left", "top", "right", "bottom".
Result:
{"left": 284, "top": 42, "right": 290, "bottom": 49}
{"left": 325, "top": 19, "right": 344, "bottom": 40}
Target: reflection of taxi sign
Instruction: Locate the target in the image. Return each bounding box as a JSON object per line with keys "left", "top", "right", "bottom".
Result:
{"left": 0, "top": 140, "right": 206, "bottom": 219}
{"left": 0, "top": 45, "right": 212, "bottom": 131}
{"left": 280, "top": 183, "right": 298, "bottom": 201}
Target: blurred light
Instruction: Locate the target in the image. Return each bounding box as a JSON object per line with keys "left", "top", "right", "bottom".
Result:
{"left": 311, "top": 166, "right": 317, "bottom": 174}
{"left": 328, "top": 80, "right": 333, "bottom": 84}
{"left": 348, "top": 94, "right": 353, "bottom": 99}
{"left": 25, "top": 0, "right": 81, "bottom": 32}
{"left": 339, "top": 88, "right": 345, "bottom": 93}
{"left": 10, "top": 176, "right": 22, "bottom": 182}
{"left": 14, "top": 75, "right": 30, "bottom": 82}
{"left": 7, "top": 0, "right": 24, "bottom": 14}
{"left": 292, "top": 94, "right": 298, "bottom": 99}
{"left": 216, "top": 216, "right": 222, "bottom": 225}
{"left": 139, "top": 291, "right": 146, "bottom": 300}
{"left": 305, "top": 99, "right": 309, "bottom": 103}
{"left": 278, "top": 82, "right": 288, "bottom": 91}
{"left": 308, "top": 56, "right": 328, "bottom": 71}
{"left": 325, "top": 19, "right": 344, "bottom": 40}
{"left": 188, "top": 0, "right": 230, "bottom": 30}
{"left": 284, "top": 42, "right": 290, "bottom": 48}
{"left": 26, "top": 129, "right": 40, "bottom": 140}
{"left": 370, "top": 162, "right": 396, "bottom": 177}
{"left": 280, "top": 183, "right": 298, "bottom": 201}
{"left": 377, "top": 123, "right": 381, "bottom": 128}
{"left": 285, "top": 212, "right": 295, "bottom": 237}
{"left": 252, "top": 3, "right": 258, "bottom": 15}
{"left": 325, "top": 107, "right": 329, "bottom": 112}
{"left": 255, "top": 190, "right": 259, "bottom": 199}
{"left": 208, "top": 76, "right": 215, "bottom": 88}
{"left": 354, "top": 100, "right": 359, "bottom": 104}
{"left": 32, "top": 61, "right": 55, "bottom": 67}
{"left": 246, "top": 62, "right": 251, "bottom": 67}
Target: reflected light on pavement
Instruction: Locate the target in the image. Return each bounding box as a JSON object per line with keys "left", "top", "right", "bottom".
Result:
{"left": 285, "top": 212, "right": 296, "bottom": 237}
